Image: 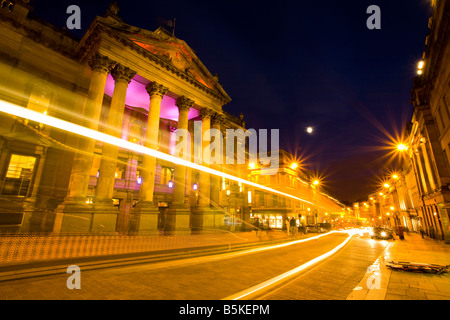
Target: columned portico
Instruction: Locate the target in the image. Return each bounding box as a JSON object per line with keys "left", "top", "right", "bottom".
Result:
{"left": 133, "top": 82, "right": 168, "bottom": 233}
{"left": 54, "top": 52, "right": 115, "bottom": 233}
{"left": 0, "top": 2, "right": 237, "bottom": 235}
{"left": 165, "top": 96, "right": 194, "bottom": 234}
{"left": 93, "top": 63, "right": 136, "bottom": 230}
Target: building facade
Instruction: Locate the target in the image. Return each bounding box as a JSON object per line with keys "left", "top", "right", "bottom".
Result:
{"left": 0, "top": 2, "right": 345, "bottom": 235}
{"left": 405, "top": 0, "right": 450, "bottom": 243}
{"left": 248, "top": 150, "right": 344, "bottom": 230}
{"left": 0, "top": 2, "right": 248, "bottom": 234}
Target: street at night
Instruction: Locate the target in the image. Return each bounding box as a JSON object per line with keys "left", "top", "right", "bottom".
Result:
{"left": 0, "top": 0, "right": 450, "bottom": 314}
{"left": 0, "top": 232, "right": 387, "bottom": 300}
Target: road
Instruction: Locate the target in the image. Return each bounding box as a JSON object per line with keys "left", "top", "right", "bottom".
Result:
{"left": 0, "top": 232, "right": 389, "bottom": 300}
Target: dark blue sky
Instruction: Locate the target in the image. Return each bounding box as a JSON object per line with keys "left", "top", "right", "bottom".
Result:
{"left": 33, "top": 0, "right": 431, "bottom": 202}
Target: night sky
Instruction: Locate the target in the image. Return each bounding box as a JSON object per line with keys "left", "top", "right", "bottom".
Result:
{"left": 32, "top": 0, "right": 431, "bottom": 203}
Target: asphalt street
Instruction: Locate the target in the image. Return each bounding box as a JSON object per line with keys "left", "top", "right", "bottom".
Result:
{"left": 0, "top": 233, "right": 388, "bottom": 300}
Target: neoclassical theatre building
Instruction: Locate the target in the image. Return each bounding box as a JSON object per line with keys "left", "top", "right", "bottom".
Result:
{"left": 0, "top": 1, "right": 251, "bottom": 233}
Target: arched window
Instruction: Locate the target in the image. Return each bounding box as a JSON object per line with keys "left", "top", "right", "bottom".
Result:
{"left": 128, "top": 119, "right": 144, "bottom": 144}
{"left": 24, "top": 82, "right": 53, "bottom": 130}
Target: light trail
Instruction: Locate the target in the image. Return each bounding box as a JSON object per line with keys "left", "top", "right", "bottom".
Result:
{"left": 0, "top": 100, "right": 323, "bottom": 207}
{"left": 222, "top": 231, "right": 355, "bottom": 300}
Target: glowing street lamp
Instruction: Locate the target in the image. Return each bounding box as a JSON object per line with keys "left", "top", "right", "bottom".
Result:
{"left": 383, "top": 183, "right": 390, "bottom": 188}
{"left": 313, "top": 180, "right": 320, "bottom": 186}
{"left": 290, "top": 162, "right": 298, "bottom": 170}
{"left": 397, "top": 143, "right": 408, "bottom": 151}
{"left": 417, "top": 60, "right": 424, "bottom": 75}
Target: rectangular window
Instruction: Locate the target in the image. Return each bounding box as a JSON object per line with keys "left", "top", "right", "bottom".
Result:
{"left": 2, "top": 154, "right": 36, "bottom": 196}
{"left": 439, "top": 103, "right": 449, "bottom": 129}
{"left": 443, "top": 95, "right": 450, "bottom": 120}
{"left": 435, "top": 108, "right": 444, "bottom": 135}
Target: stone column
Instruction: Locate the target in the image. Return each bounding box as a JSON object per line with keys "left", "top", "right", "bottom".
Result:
{"left": 415, "top": 149, "right": 430, "bottom": 195}
{"left": 165, "top": 96, "right": 194, "bottom": 234}
{"left": 134, "top": 82, "right": 168, "bottom": 233}
{"left": 116, "top": 151, "right": 138, "bottom": 234}
{"left": 420, "top": 143, "right": 437, "bottom": 192}
{"left": 191, "top": 108, "right": 215, "bottom": 232}
{"left": 94, "top": 64, "right": 136, "bottom": 230}
{"left": 54, "top": 53, "right": 115, "bottom": 233}
{"left": 198, "top": 108, "right": 213, "bottom": 207}
{"left": 210, "top": 113, "right": 224, "bottom": 208}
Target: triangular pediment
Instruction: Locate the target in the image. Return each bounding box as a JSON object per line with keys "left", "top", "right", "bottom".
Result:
{"left": 88, "top": 17, "right": 230, "bottom": 104}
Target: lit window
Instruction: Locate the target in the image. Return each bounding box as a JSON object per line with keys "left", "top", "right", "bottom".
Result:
{"left": 27, "top": 91, "right": 50, "bottom": 114}
{"left": 1, "top": 154, "right": 36, "bottom": 196}
{"left": 25, "top": 87, "right": 51, "bottom": 129}
{"left": 160, "top": 167, "right": 174, "bottom": 185}
{"left": 169, "top": 131, "right": 177, "bottom": 155}
{"left": 114, "top": 164, "right": 125, "bottom": 179}
{"left": 128, "top": 120, "right": 143, "bottom": 143}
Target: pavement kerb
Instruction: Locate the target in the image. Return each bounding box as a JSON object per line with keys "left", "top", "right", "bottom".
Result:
{"left": 346, "top": 240, "right": 395, "bottom": 300}
{"left": 347, "top": 232, "right": 450, "bottom": 300}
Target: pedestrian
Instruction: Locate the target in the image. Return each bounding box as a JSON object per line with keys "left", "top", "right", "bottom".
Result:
{"left": 290, "top": 217, "right": 296, "bottom": 236}
{"left": 429, "top": 226, "right": 435, "bottom": 239}
{"left": 286, "top": 218, "right": 290, "bottom": 236}
{"left": 253, "top": 218, "right": 260, "bottom": 236}
{"left": 397, "top": 225, "right": 404, "bottom": 240}
{"left": 419, "top": 226, "right": 424, "bottom": 239}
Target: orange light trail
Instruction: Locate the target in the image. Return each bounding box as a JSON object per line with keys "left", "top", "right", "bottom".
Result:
{"left": 0, "top": 100, "right": 328, "bottom": 208}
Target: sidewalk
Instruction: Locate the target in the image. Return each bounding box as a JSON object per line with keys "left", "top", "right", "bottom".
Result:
{"left": 0, "top": 229, "right": 293, "bottom": 268}
{"left": 347, "top": 232, "right": 450, "bottom": 300}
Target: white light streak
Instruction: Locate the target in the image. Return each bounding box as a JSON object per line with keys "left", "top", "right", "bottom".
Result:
{"left": 223, "top": 231, "right": 354, "bottom": 300}
{"left": 0, "top": 100, "right": 322, "bottom": 206}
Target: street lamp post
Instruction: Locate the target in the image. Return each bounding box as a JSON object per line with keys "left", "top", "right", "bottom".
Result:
{"left": 313, "top": 179, "right": 320, "bottom": 224}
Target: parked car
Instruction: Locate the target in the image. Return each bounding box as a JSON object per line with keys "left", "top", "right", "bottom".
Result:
{"left": 305, "top": 223, "right": 331, "bottom": 233}
{"left": 316, "top": 223, "right": 332, "bottom": 232}
{"left": 305, "top": 225, "right": 319, "bottom": 233}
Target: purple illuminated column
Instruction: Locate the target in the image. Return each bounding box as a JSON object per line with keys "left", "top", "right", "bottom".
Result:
{"left": 198, "top": 108, "right": 213, "bottom": 208}
{"left": 54, "top": 53, "right": 115, "bottom": 233}
{"left": 139, "top": 82, "right": 168, "bottom": 204}
{"left": 95, "top": 64, "right": 136, "bottom": 205}
{"left": 64, "top": 53, "right": 115, "bottom": 203}
{"left": 210, "top": 113, "right": 224, "bottom": 207}
{"left": 171, "top": 96, "right": 194, "bottom": 209}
